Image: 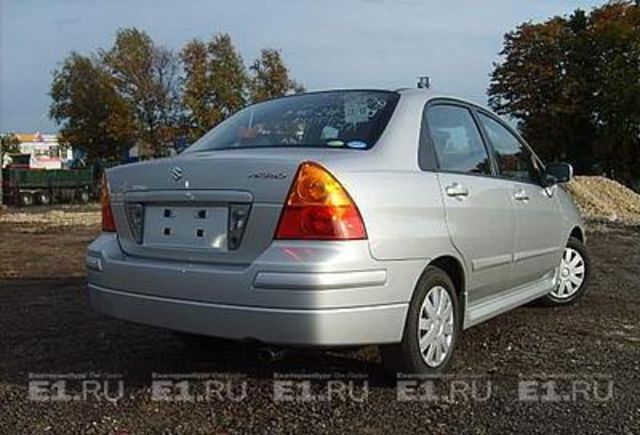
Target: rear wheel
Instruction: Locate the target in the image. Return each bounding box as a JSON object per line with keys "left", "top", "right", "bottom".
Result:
{"left": 380, "top": 266, "right": 460, "bottom": 375}
{"left": 76, "top": 189, "right": 90, "bottom": 204}
{"left": 18, "top": 192, "right": 34, "bottom": 207}
{"left": 34, "top": 191, "right": 51, "bottom": 206}
{"left": 541, "top": 237, "right": 590, "bottom": 305}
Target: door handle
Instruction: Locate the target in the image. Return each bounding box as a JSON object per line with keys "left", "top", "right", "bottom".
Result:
{"left": 445, "top": 183, "right": 469, "bottom": 198}
{"left": 514, "top": 189, "right": 529, "bottom": 201}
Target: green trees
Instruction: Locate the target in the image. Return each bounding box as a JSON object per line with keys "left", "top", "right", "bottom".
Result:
{"left": 102, "top": 28, "right": 183, "bottom": 157}
{"left": 50, "top": 29, "right": 302, "bottom": 161}
{"left": 489, "top": 1, "right": 640, "bottom": 183}
{"left": 181, "top": 34, "right": 248, "bottom": 138}
{"left": 49, "top": 53, "right": 135, "bottom": 161}
{"left": 180, "top": 37, "right": 305, "bottom": 138}
{"left": 0, "top": 133, "right": 20, "bottom": 155}
{"left": 249, "top": 49, "right": 304, "bottom": 103}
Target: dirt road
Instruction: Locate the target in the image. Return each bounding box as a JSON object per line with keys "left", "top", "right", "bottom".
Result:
{"left": 1, "top": 209, "right": 638, "bottom": 433}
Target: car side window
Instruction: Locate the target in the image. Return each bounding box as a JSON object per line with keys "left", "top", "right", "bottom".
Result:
{"left": 426, "top": 105, "right": 491, "bottom": 175}
{"left": 477, "top": 113, "right": 540, "bottom": 184}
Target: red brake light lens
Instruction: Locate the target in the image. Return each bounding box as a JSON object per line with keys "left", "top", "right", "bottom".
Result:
{"left": 101, "top": 174, "right": 116, "bottom": 232}
{"left": 275, "top": 162, "right": 367, "bottom": 240}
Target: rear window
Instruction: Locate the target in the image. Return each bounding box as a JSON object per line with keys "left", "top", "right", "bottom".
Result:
{"left": 185, "top": 90, "right": 399, "bottom": 152}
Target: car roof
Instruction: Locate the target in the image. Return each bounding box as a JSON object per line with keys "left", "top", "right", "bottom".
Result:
{"left": 395, "top": 88, "right": 490, "bottom": 113}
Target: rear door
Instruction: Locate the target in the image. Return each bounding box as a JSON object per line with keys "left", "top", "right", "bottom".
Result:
{"left": 423, "top": 103, "right": 516, "bottom": 305}
{"left": 476, "top": 112, "right": 563, "bottom": 286}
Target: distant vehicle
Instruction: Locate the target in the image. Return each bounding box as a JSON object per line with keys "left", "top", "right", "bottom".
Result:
{"left": 2, "top": 166, "right": 94, "bottom": 206}
{"left": 88, "top": 89, "right": 590, "bottom": 374}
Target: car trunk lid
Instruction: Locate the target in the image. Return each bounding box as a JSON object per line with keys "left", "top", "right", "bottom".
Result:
{"left": 106, "top": 149, "right": 303, "bottom": 264}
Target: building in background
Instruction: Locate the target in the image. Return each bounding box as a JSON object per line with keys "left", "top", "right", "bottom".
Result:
{"left": 12, "top": 132, "right": 72, "bottom": 169}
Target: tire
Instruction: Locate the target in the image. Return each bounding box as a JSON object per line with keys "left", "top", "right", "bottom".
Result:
{"left": 34, "top": 191, "right": 51, "bottom": 206}
{"left": 18, "top": 192, "right": 34, "bottom": 207}
{"left": 76, "top": 190, "right": 90, "bottom": 204}
{"left": 540, "top": 237, "right": 590, "bottom": 306}
{"left": 380, "top": 266, "right": 461, "bottom": 375}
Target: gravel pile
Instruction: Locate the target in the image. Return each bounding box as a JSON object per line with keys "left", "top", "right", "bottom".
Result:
{"left": 566, "top": 176, "right": 640, "bottom": 226}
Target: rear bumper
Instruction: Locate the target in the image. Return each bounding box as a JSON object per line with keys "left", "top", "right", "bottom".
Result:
{"left": 87, "top": 233, "right": 426, "bottom": 346}
{"left": 88, "top": 283, "right": 407, "bottom": 346}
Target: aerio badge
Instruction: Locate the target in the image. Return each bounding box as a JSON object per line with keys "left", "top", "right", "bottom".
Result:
{"left": 247, "top": 171, "right": 287, "bottom": 180}
{"left": 170, "top": 166, "right": 183, "bottom": 181}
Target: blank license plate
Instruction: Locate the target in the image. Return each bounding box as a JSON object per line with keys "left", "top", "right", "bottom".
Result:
{"left": 143, "top": 205, "right": 228, "bottom": 251}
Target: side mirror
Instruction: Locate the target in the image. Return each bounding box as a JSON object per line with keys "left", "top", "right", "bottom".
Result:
{"left": 543, "top": 162, "right": 573, "bottom": 186}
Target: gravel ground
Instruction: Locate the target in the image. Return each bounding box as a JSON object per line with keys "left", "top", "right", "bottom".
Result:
{"left": 0, "top": 208, "right": 639, "bottom": 433}
{"left": 0, "top": 205, "right": 99, "bottom": 279}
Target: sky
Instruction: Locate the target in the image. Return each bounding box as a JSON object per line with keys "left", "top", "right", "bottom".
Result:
{"left": 0, "top": 0, "right": 605, "bottom": 133}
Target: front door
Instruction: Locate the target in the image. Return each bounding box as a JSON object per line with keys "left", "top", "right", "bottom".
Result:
{"left": 476, "top": 112, "right": 563, "bottom": 287}
{"left": 511, "top": 180, "right": 563, "bottom": 284}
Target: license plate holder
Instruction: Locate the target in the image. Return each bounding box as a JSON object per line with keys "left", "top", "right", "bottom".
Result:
{"left": 143, "top": 205, "right": 228, "bottom": 251}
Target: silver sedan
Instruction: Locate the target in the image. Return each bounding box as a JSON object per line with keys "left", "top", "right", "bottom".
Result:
{"left": 87, "top": 89, "right": 590, "bottom": 374}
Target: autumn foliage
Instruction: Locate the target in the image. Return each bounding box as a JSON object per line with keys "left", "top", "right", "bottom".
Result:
{"left": 489, "top": 1, "right": 640, "bottom": 185}
{"left": 50, "top": 29, "right": 302, "bottom": 160}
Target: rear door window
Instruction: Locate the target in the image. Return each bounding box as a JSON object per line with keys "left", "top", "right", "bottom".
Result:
{"left": 186, "top": 91, "right": 399, "bottom": 152}
{"left": 426, "top": 105, "right": 492, "bottom": 175}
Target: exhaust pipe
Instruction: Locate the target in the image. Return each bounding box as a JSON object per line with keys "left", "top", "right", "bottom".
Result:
{"left": 257, "top": 346, "right": 288, "bottom": 363}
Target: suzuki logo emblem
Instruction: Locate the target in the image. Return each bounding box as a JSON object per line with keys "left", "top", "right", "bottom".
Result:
{"left": 170, "top": 166, "right": 183, "bottom": 182}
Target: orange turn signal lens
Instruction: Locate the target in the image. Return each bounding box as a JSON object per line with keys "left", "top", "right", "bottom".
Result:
{"left": 275, "top": 162, "right": 367, "bottom": 240}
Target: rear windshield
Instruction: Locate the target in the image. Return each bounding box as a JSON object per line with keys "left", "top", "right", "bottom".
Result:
{"left": 185, "top": 90, "right": 399, "bottom": 152}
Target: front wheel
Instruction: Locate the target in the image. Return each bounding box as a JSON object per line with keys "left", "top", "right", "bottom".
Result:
{"left": 380, "top": 266, "right": 460, "bottom": 375}
{"left": 34, "top": 191, "right": 51, "bottom": 206}
{"left": 542, "top": 237, "right": 590, "bottom": 305}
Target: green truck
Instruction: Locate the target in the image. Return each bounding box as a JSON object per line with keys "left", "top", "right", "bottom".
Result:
{"left": 2, "top": 167, "right": 95, "bottom": 206}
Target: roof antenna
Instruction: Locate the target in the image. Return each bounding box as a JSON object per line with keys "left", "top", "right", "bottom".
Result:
{"left": 417, "top": 76, "right": 431, "bottom": 89}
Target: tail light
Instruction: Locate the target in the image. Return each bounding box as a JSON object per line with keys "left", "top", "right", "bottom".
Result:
{"left": 275, "top": 162, "right": 367, "bottom": 240}
{"left": 101, "top": 174, "right": 116, "bottom": 232}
